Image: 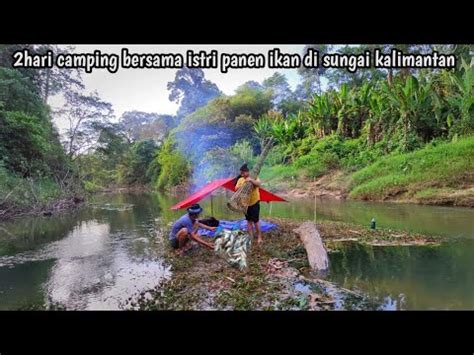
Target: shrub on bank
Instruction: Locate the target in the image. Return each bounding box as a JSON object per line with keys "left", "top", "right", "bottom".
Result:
{"left": 0, "top": 164, "right": 65, "bottom": 212}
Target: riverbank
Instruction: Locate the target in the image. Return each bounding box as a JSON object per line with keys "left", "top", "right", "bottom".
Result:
{"left": 124, "top": 218, "right": 443, "bottom": 310}
{"left": 0, "top": 173, "right": 85, "bottom": 221}
{"left": 265, "top": 136, "right": 474, "bottom": 208}
{"left": 0, "top": 184, "right": 157, "bottom": 221}
{"left": 0, "top": 195, "right": 85, "bottom": 221}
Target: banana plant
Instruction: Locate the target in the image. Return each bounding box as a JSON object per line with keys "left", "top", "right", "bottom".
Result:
{"left": 334, "top": 83, "right": 349, "bottom": 135}
{"left": 384, "top": 75, "right": 433, "bottom": 150}
{"left": 253, "top": 114, "right": 274, "bottom": 141}
{"left": 445, "top": 59, "right": 474, "bottom": 134}
{"left": 365, "top": 89, "right": 388, "bottom": 145}
{"left": 308, "top": 92, "right": 333, "bottom": 137}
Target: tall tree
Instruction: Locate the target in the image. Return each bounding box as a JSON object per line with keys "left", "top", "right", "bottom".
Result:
{"left": 236, "top": 81, "right": 264, "bottom": 92}
{"left": 297, "top": 44, "right": 333, "bottom": 96}
{"left": 263, "top": 72, "right": 292, "bottom": 105}
{"left": 0, "top": 67, "right": 67, "bottom": 176}
{"left": 167, "top": 67, "right": 221, "bottom": 118}
{"left": 0, "top": 45, "right": 84, "bottom": 103}
{"left": 119, "top": 111, "right": 176, "bottom": 144}
{"left": 56, "top": 91, "right": 114, "bottom": 158}
{"left": 262, "top": 72, "right": 298, "bottom": 115}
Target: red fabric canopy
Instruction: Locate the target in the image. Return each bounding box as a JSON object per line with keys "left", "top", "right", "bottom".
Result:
{"left": 171, "top": 177, "right": 286, "bottom": 210}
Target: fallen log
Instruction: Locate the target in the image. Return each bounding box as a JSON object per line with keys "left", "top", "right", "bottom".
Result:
{"left": 294, "top": 221, "right": 329, "bottom": 273}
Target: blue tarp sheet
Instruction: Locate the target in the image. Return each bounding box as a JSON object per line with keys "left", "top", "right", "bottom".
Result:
{"left": 198, "top": 219, "right": 277, "bottom": 237}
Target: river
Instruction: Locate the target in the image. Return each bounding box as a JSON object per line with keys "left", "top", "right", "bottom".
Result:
{"left": 0, "top": 192, "right": 472, "bottom": 310}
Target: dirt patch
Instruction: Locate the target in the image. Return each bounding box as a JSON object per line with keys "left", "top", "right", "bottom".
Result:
{"left": 276, "top": 170, "right": 350, "bottom": 200}
{"left": 412, "top": 186, "right": 474, "bottom": 208}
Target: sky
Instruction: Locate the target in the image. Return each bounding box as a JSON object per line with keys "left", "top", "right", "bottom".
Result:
{"left": 50, "top": 45, "right": 306, "bottom": 131}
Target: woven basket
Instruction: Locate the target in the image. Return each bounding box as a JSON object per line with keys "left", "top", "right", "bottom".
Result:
{"left": 227, "top": 138, "right": 274, "bottom": 213}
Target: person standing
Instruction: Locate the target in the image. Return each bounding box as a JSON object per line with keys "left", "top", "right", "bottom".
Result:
{"left": 235, "top": 163, "right": 263, "bottom": 244}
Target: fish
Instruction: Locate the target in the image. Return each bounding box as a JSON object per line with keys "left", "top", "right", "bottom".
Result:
{"left": 213, "top": 228, "right": 251, "bottom": 270}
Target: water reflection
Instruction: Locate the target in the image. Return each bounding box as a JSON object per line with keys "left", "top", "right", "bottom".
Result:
{"left": 328, "top": 241, "right": 474, "bottom": 310}
{"left": 0, "top": 192, "right": 473, "bottom": 310}
{"left": 0, "top": 196, "right": 171, "bottom": 310}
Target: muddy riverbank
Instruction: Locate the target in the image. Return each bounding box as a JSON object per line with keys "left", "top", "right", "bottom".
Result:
{"left": 0, "top": 196, "right": 85, "bottom": 222}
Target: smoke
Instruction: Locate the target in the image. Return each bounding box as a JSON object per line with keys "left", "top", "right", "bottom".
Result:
{"left": 174, "top": 123, "right": 244, "bottom": 192}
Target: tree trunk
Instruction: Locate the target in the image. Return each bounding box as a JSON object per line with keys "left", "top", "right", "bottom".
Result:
{"left": 250, "top": 138, "right": 273, "bottom": 178}
{"left": 294, "top": 221, "right": 329, "bottom": 273}
{"left": 43, "top": 68, "right": 51, "bottom": 103}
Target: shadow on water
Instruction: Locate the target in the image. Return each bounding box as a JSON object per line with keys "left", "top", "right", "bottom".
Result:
{"left": 0, "top": 191, "right": 473, "bottom": 310}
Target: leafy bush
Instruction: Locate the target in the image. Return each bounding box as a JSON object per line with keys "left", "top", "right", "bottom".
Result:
{"left": 118, "top": 140, "right": 158, "bottom": 185}
{"left": 155, "top": 137, "right": 190, "bottom": 190}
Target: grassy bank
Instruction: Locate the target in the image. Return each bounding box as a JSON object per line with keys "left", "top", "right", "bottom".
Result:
{"left": 348, "top": 136, "right": 474, "bottom": 205}
{"left": 0, "top": 166, "right": 83, "bottom": 220}
{"left": 262, "top": 136, "right": 474, "bottom": 207}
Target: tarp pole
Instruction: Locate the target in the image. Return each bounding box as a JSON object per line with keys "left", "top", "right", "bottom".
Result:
{"left": 314, "top": 195, "right": 317, "bottom": 223}
{"left": 211, "top": 194, "right": 214, "bottom": 216}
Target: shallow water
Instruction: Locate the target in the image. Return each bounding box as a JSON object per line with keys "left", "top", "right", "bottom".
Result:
{"left": 0, "top": 192, "right": 472, "bottom": 310}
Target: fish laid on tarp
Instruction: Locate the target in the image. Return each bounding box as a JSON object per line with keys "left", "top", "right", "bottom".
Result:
{"left": 214, "top": 227, "right": 251, "bottom": 270}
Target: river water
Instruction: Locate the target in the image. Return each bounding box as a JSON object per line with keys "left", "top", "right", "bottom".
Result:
{"left": 0, "top": 192, "right": 472, "bottom": 310}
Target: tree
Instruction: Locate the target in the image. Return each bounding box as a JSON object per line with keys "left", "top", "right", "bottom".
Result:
{"left": 0, "top": 45, "right": 84, "bottom": 103}
{"left": 167, "top": 67, "right": 221, "bottom": 118}
{"left": 57, "top": 91, "right": 114, "bottom": 158}
{"left": 324, "top": 45, "right": 387, "bottom": 89}
{"left": 174, "top": 85, "right": 273, "bottom": 159}
{"left": 294, "top": 76, "right": 319, "bottom": 101}
{"left": 94, "top": 122, "right": 129, "bottom": 169}
{"left": 118, "top": 140, "right": 158, "bottom": 185}
{"left": 297, "top": 44, "right": 333, "bottom": 97}
{"left": 263, "top": 72, "right": 293, "bottom": 107}
{"left": 0, "top": 68, "right": 67, "bottom": 176}
{"left": 154, "top": 136, "right": 190, "bottom": 190}
{"left": 119, "top": 111, "right": 176, "bottom": 144}
{"left": 236, "top": 81, "right": 264, "bottom": 92}
{"left": 262, "top": 72, "right": 302, "bottom": 116}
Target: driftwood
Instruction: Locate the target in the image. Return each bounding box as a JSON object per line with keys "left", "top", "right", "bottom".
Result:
{"left": 294, "top": 221, "right": 329, "bottom": 272}
{"left": 227, "top": 138, "right": 274, "bottom": 213}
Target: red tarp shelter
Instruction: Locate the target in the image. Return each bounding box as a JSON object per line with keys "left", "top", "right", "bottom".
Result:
{"left": 171, "top": 177, "right": 286, "bottom": 210}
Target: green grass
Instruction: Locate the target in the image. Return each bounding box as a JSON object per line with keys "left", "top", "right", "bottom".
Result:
{"left": 259, "top": 165, "right": 304, "bottom": 183}
{"left": 349, "top": 136, "right": 474, "bottom": 200}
